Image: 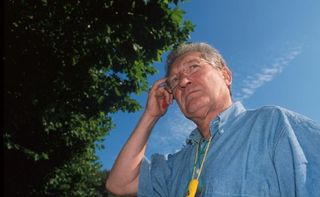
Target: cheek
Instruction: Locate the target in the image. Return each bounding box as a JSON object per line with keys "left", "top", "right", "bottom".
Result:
{"left": 201, "top": 77, "right": 228, "bottom": 99}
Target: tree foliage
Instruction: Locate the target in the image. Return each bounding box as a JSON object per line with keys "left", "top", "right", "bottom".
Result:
{"left": 4, "top": 0, "right": 193, "bottom": 196}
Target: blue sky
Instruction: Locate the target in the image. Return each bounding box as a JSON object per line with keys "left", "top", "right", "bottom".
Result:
{"left": 97, "top": 0, "right": 320, "bottom": 170}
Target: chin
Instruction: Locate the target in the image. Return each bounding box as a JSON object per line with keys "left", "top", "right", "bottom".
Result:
{"left": 185, "top": 105, "right": 209, "bottom": 119}
{"left": 186, "top": 98, "right": 209, "bottom": 111}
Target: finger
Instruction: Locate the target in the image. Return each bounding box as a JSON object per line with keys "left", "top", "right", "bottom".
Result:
{"left": 152, "top": 88, "right": 169, "bottom": 110}
{"left": 150, "top": 78, "right": 168, "bottom": 92}
{"left": 154, "top": 86, "right": 169, "bottom": 99}
{"left": 161, "top": 99, "right": 168, "bottom": 109}
{"left": 169, "top": 92, "right": 174, "bottom": 104}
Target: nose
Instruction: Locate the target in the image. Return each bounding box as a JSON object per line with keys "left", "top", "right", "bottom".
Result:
{"left": 177, "top": 73, "right": 192, "bottom": 89}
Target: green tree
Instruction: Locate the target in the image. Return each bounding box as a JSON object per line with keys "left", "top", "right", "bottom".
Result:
{"left": 4, "top": 0, "right": 193, "bottom": 196}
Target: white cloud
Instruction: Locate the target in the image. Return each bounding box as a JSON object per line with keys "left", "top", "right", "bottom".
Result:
{"left": 234, "top": 46, "right": 302, "bottom": 101}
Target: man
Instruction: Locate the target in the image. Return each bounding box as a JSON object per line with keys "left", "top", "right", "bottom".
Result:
{"left": 106, "top": 43, "right": 320, "bottom": 197}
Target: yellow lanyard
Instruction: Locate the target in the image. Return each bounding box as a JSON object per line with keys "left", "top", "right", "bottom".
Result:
{"left": 186, "top": 136, "right": 213, "bottom": 197}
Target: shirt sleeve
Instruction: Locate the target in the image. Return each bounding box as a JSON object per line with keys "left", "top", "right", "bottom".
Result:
{"left": 273, "top": 117, "right": 320, "bottom": 197}
{"left": 138, "top": 154, "right": 172, "bottom": 197}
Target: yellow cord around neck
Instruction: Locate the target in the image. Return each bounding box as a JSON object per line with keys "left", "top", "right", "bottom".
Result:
{"left": 186, "top": 136, "right": 213, "bottom": 197}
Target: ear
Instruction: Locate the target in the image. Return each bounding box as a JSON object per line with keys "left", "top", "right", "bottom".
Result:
{"left": 221, "top": 67, "right": 232, "bottom": 86}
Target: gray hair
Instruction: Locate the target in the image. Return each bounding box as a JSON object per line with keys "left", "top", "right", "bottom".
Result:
{"left": 165, "top": 42, "right": 228, "bottom": 76}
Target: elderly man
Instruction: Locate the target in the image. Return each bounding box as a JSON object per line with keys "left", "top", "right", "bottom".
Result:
{"left": 106, "top": 43, "right": 320, "bottom": 197}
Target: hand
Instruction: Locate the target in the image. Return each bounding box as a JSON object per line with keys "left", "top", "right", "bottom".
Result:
{"left": 145, "top": 78, "right": 173, "bottom": 118}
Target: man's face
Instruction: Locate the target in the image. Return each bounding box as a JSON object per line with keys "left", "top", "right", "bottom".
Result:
{"left": 168, "top": 51, "right": 232, "bottom": 121}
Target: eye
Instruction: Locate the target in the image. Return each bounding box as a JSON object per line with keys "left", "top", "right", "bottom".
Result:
{"left": 188, "top": 64, "right": 201, "bottom": 73}
{"left": 171, "top": 77, "right": 179, "bottom": 83}
{"left": 169, "top": 76, "right": 179, "bottom": 88}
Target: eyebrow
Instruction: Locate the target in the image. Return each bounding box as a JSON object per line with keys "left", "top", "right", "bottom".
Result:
{"left": 182, "top": 59, "right": 202, "bottom": 65}
{"left": 168, "top": 58, "right": 203, "bottom": 76}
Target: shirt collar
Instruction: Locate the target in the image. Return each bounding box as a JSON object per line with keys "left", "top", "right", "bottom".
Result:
{"left": 186, "top": 101, "right": 246, "bottom": 144}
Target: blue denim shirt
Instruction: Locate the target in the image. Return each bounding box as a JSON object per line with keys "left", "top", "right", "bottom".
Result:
{"left": 138, "top": 102, "right": 320, "bottom": 197}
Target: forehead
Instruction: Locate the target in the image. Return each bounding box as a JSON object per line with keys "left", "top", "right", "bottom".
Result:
{"left": 168, "top": 51, "right": 202, "bottom": 74}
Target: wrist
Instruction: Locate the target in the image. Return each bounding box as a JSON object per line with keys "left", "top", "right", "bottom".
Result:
{"left": 142, "top": 110, "right": 161, "bottom": 123}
